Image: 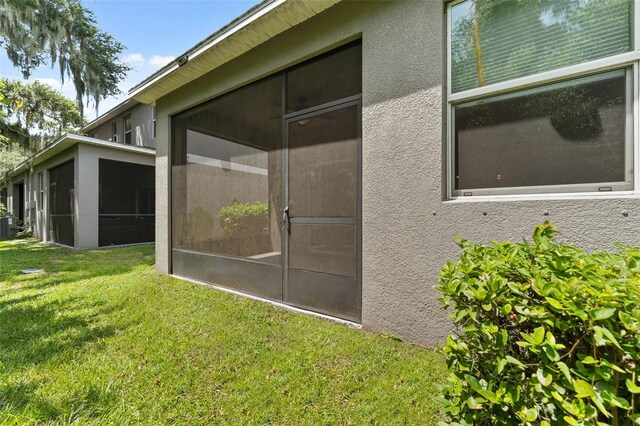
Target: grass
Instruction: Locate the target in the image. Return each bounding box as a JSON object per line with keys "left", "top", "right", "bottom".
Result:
{"left": 0, "top": 239, "right": 447, "bottom": 425}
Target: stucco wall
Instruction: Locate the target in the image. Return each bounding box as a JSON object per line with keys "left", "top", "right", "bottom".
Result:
{"left": 154, "top": 0, "right": 640, "bottom": 347}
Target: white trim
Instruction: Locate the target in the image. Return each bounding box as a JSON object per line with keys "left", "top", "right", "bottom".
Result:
{"left": 189, "top": 0, "right": 286, "bottom": 62}
{"left": 172, "top": 273, "right": 362, "bottom": 329}
{"left": 628, "top": 65, "right": 636, "bottom": 187}
{"left": 129, "top": 0, "right": 286, "bottom": 98}
{"left": 446, "top": 0, "right": 453, "bottom": 97}
{"left": 449, "top": 51, "right": 639, "bottom": 104}
{"left": 446, "top": 103, "right": 454, "bottom": 199}
{"left": 129, "top": 64, "right": 179, "bottom": 99}
{"left": 446, "top": 191, "right": 640, "bottom": 204}
{"left": 445, "top": 0, "right": 638, "bottom": 199}
{"left": 3, "top": 133, "right": 155, "bottom": 181}
{"left": 61, "top": 134, "right": 154, "bottom": 156}
{"left": 635, "top": 60, "right": 640, "bottom": 192}
{"left": 635, "top": 0, "right": 640, "bottom": 53}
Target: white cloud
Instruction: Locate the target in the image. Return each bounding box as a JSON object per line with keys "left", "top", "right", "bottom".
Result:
{"left": 123, "top": 53, "right": 146, "bottom": 68}
{"left": 148, "top": 55, "right": 175, "bottom": 68}
{"left": 35, "top": 78, "right": 77, "bottom": 100}
{"left": 35, "top": 77, "right": 62, "bottom": 89}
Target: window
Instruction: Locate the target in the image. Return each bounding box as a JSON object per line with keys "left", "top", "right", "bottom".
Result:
{"left": 447, "top": 0, "right": 635, "bottom": 197}
{"left": 38, "top": 172, "right": 44, "bottom": 209}
{"left": 111, "top": 123, "right": 118, "bottom": 143}
{"left": 123, "top": 115, "right": 132, "bottom": 145}
{"left": 152, "top": 107, "right": 157, "bottom": 138}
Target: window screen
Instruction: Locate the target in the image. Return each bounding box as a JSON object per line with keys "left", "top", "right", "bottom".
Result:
{"left": 450, "top": 0, "right": 633, "bottom": 93}
{"left": 454, "top": 70, "right": 630, "bottom": 192}
{"left": 49, "top": 161, "right": 74, "bottom": 247}
{"left": 124, "top": 115, "right": 132, "bottom": 145}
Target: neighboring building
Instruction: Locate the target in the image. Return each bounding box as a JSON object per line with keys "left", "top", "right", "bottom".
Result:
{"left": 84, "top": 99, "right": 157, "bottom": 149}
{"left": 0, "top": 101, "right": 156, "bottom": 249}
{"left": 129, "top": 0, "right": 639, "bottom": 346}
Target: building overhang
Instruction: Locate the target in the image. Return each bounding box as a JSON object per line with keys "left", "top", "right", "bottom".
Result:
{"left": 1, "top": 133, "right": 154, "bottom": 185}
{"left": 129, "top": 0, "right": 341, "bottom": 104}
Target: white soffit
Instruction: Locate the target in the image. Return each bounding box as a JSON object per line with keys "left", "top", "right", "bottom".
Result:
{"left": 129, "top": 0, "right": 342, "bottom": 104}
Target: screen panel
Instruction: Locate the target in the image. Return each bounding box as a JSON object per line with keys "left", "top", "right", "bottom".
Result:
{"left": 99, "top": 159, "right": 155, "bottom": 246}
{"left": 49, "top": 160, "right": 74, "bottom": 247}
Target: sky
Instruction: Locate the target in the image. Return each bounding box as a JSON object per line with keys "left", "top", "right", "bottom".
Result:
{"left": 0, "top": 0, "right": 261, "bottom": 121}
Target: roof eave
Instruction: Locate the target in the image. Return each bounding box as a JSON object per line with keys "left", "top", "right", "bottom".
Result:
{"left": 129, "top": 0, "right": 341, "bottom": 104}
{"left": 1, "top": 133, "right": 154, "bottom": 184}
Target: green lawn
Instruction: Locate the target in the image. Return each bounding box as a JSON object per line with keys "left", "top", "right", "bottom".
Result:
{"left": 0, "top": 239, "right": 446, "bottom": 425}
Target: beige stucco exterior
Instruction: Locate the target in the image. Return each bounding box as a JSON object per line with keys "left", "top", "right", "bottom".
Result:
{"left": 149, "top": 1, "right": 640, "bottom": 346}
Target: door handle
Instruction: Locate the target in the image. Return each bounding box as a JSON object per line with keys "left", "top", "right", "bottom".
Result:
{"left": 282, "top": 206, "right": 291, "bottom": 235}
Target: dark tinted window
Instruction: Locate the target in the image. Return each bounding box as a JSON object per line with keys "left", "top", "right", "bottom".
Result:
{"left": 454, "top": 70, "right": 629, "bottom": 191}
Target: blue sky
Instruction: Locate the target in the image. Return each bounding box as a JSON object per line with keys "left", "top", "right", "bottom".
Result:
{"left": 0, "top": 0, "right": 261, "bottom": 120}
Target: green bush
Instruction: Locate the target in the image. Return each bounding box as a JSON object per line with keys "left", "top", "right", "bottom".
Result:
{"left": 217, "top": 200, "right": 268, "bottom": 236}
{"left": 435, "top": 222, "right": 640, "bottom": 425}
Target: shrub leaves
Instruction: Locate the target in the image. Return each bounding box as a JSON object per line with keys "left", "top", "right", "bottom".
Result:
{"left": 436, "top": 222, "right": 640, "bottom": 425}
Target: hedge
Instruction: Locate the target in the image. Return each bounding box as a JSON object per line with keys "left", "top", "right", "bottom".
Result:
{"left": 435, "top": 222, "right": 640, "bottom": 425}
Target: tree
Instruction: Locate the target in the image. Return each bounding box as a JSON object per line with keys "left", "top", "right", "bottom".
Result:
{"left": 0, "top": 78, "right": 83, "bottom": 176}
{"left": 0, "top": 0, "right": 130, "bottom": 117}
{"left": 0, "top": 147, "right": 28, "bottom": 178}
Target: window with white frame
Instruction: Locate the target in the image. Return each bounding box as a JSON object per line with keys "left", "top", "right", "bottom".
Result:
{"left": 38, "top": 172, "right": 44, "bottom": 210}
{"left": 123, "top": 115, "right": 132, "bottom": 145}
{"left": 447, "top": 0, "right": 635, "bottom": 197}
{"left": 152, "top": 106, "right": 157, "bottom": 138}
{"left": 111, "top": 122, "right": 118, "bottom": 143}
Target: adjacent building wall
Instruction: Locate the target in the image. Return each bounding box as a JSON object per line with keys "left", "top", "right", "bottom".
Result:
{"left": 90, "top": 103, "right": 157, "bottom": 149}
{"left": 3, "top": 143, "right": 154, "bottom": 249}
{"left": 3, "top": 147, "right": 77, "bottom": 245}
{"left": 76, "top": 144, "right": 155, "bottom": 249}
{"left": 154, "top": 1, "right": 640, "bottom": 346}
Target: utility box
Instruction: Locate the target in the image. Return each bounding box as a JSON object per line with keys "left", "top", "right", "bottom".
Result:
{"left": 0, "top": 215, "right": 12, "bottom": 240}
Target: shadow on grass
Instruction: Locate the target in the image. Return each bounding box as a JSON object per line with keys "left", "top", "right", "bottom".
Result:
{"left": 0, "top": 380, "right": 63, "bottom": 421}
{"left": 0, "top": 297, "right": 119, "bottom": 420}
{"left": 0, "top": 240, "right": 154, "bottom": 286}
{"left": 0, "top": 296, "right": 116, "bottom": 369}
{"left": 0, "top": 240, "right": 152, "bottom": 421}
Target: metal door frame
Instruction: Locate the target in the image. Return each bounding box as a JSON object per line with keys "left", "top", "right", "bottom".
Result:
{"left": 282, "top": 97, "right": 362, "bottom": 319}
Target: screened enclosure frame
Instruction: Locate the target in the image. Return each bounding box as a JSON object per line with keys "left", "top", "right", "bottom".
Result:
{"left": 446, "top": 0, "right": 640, "bottom": 199}
{"left": 168, "top": 40, "right": 363, "bottom": 322}
{"left": 48, "top": 160, "right": 75, "bottom": 247}
{"left": 98, "top": 159, "right": 155, "bottom": 247}
{"left": 282, "top": 98, "right": 362, "bottom": 317}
